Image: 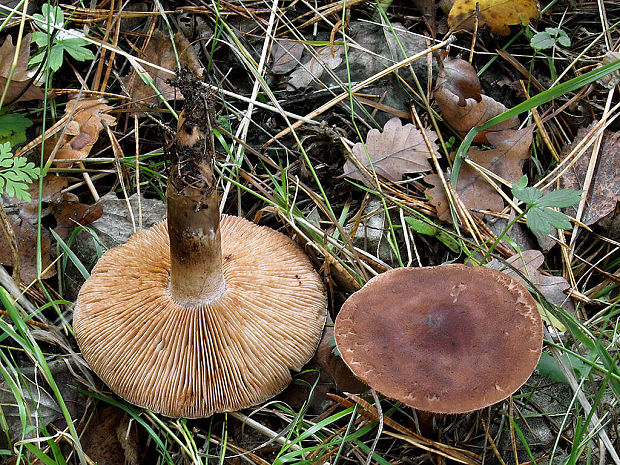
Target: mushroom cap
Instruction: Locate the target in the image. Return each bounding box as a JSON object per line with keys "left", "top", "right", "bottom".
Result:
{"left": 74, "top": 215, "right": 327, "bottom": 418}
{"left": 334, "top": 265, "right": 543, "bottom": 414}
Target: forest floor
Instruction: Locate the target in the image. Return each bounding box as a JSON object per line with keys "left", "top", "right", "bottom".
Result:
{"left": 0, "top": 0, "right": 619, "bottom": 464}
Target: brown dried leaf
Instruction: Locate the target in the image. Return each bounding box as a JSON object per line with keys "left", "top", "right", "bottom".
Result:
{"left": 437, "top": 57, "right": 482, "bottom": 105}
{"left": 0, "top": 34, "right": 45, "bottom": 103}
{"left": 412, "top": 0, "right": 437, "bottom": 16}
{"left": 425, "top": 127, "right": 533, "bottom": 222}
{"left": 344, "top": 117, "right": 439, "bottom": 188}
{"left": 559, "top": 122, "right": 620, "bottom": 226}
{"left": 287, "top": 45, "right": 344, "bottom": 89}
{"left": 448, "top": 0, "right": 540, "bottom": 36}
{"left": 271, "top": 39, "right": 304, "bottom": 75}
{"left": 278, "top": 323, "right": 364, "bottom": 413}
{"left": 488, "top": 250, "right": 574, "bottom": 311}
{"left": 0, "top": 212, "right": 54, "bottom": 282}
{"left": 82, "top": 406, "right": 140, "bottom": 465}
{"left": 434, "top": 58, "right": 518, "bottom": 143}
{"left": 51, "top": 192, "right": 104, "bottom": 238}
{"left": 0, "top": 176, "right": 88, "bottom": 283}
{"left": 45, "top": 98, "right": 116, "bottom": 167}
{"left": 124, "top": 31, "right": 203, "bottom": 105}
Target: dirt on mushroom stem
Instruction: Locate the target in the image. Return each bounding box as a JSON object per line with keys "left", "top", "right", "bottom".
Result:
{"left": 166, "top": 74, "right": 225, "bottom": 306}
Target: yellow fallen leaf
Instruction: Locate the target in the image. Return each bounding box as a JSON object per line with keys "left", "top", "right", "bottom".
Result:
{"left": 448, "top": 0, "right": 540, "bottom": 35}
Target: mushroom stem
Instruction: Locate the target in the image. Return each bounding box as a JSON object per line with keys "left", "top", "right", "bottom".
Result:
{"left": 167, "top": 106, "right": 225, "bottom": 307}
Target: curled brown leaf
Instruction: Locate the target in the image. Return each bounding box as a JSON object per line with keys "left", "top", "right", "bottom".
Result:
{"left": 434, "top": 58, "right": 518, "bottom": 143}
{"left": 44, "top": 99, "right": 116, "bottom": 167}
{"left": 488, "top": 250, "right": 574, "bottom": 311}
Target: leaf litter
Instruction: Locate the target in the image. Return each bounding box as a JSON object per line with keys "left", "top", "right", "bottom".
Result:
{"left": 123, "top": 30, "right": 203, "bottom": 105}
{"left": 434, "top": 57, "right": 519, "bottom": 144}
{"left": 287, "top": 44, "right": 344, "bottom": 89}
{"left": 425, "top": 128, "right": 533, "bottom": 221}
{"left": 0, "top": 33, "right": 46, "bottom": 103}
{"left": 43, "top": 98, "right": 116, "bottom": 167}
{"left": 488, "top": 249, "right": 574, "bottom": 312}
{"left": 0, "top": 175, "right": 101, "bottom": 283}
{"left": 559, "top": 122, "right": 620, "bottom": 227}
{"left": 270, "top": 39, "right": 305, "bottom": 75}
{"left": 2, "top": 1, "right": 619, "bottom": 464}
{"left": 343, "top": 117, "right": 439, "bottom": 188}
{"left": 425, "top": 57, "right": 542, "bottom": 224}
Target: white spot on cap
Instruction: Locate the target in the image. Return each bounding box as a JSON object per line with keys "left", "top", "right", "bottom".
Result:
{"left": 450, "top": 283, "right": 467, "bottom": 303}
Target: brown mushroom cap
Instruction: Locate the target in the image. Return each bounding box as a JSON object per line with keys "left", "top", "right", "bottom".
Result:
{"left": 74, "top": 215, "right": 327, "bottom": 418}
{"left": 334, "top": 265, "right": 543, "bottom": 414}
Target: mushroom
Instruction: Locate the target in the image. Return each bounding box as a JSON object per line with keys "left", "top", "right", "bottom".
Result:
{"left": 334, "top": 264, "right": 543, "bottom": 414}
{"left": 73, "top": 82, "right": 327, "bottom": 418}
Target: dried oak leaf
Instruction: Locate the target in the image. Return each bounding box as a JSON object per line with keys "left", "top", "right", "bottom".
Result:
{"left": 288, "top": 45, "right": 344, "bottom": 89}
{"left": 124, "top": 31, "right": 202, "bottom": 105}
{"left": 435, "top": 58, "right": 519, "bottom": 143}
{"left": 344, "top": 117, "right": 439, "bottom": 188}
{"left": 45, "top": 98, "right": 116, "bottom": 168}
{"left": 425, "top": 127, "right": 533, "bottom": 222}
{"left": 0, "top": 33, "right": 45, "bottom": 103}
{"left": 559, "top": 122, "right": 620, "bottom": 227}
{"left": 271, "top": 39, "right": 304, "bottom": 75}
{"left": 448, "top": 0, "right": 540, "bottom": 36}
{"left": 488, "top": 250, "right": 574, "bottom": 311}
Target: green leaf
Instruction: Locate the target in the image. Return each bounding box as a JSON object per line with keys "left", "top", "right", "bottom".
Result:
{"left": 0, "top": 113, "right": 33, "bottom": 146}
{"left": 557, "top": 33, "right": 571, "bottom": 47}
{"left": 0, "top": 142, "right": 41, "bottom": 201}
{"left": 48, "top": 46, "right": 64, "bottom": 72}
{"left": 31, "top": 31, "right": 50, "bottom": 47}
{"left": 538, "top": 352, "right": 568, "bottom": 383}
{"left": 530, "top": 31, "right": 555, "bottom": 50}
{"left": 405, "top": 217, "right": 436, "bottom": 236}
{"left": 512, "top": 185, "right": 543, "bottom": 204}
{"left": 405, "top": 217, "right": 460, "bottom": 253}
{"left": 525, "top": 207, "right": 551, "bottom": 234}
{"left": 537, "top": 189, "right": 582, "bottom": 208}
{"left": 61, "top": 39, "right": 94, "bottom": 62}
{"left": 530, "top": 28, "right": 571, "bottom": 50}
{"left": 526, "top": 206, "right": 572, "bottom": 233}
{"left": 28, "top": 50, "right": 46, "bottom": 67}
{"left": 537, "top": 352, "right": 592, "bottom": 384}
{"left": 515, "top": 175, "right": 528, "bottom": 190}
{"left": 33, "top": 5, "right": 65, "bottom": 32}
{"left": 540, "top": 207, "right": 572, "bottom": 230}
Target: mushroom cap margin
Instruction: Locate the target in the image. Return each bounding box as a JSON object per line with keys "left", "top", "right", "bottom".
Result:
{"left": 73, "top": 214, "right": 327, "bottom": 418}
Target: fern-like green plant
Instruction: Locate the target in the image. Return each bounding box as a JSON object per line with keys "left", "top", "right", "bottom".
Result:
{"left": 0, "top": 142, "right": 40, "bottom": 201}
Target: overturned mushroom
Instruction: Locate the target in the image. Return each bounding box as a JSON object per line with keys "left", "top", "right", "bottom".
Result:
{"left": 334, "top": 265, "right": 543, "bottom": 414}
{"left": 73, "top": 83, "right": 327, "bottom": 418}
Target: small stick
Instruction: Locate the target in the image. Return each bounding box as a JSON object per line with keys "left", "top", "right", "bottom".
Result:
{"left": 229, "top": 411, "right": 301, "bottom": 451}
{"left": 78, "top": 162, "right": 100, "bottom": 201}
